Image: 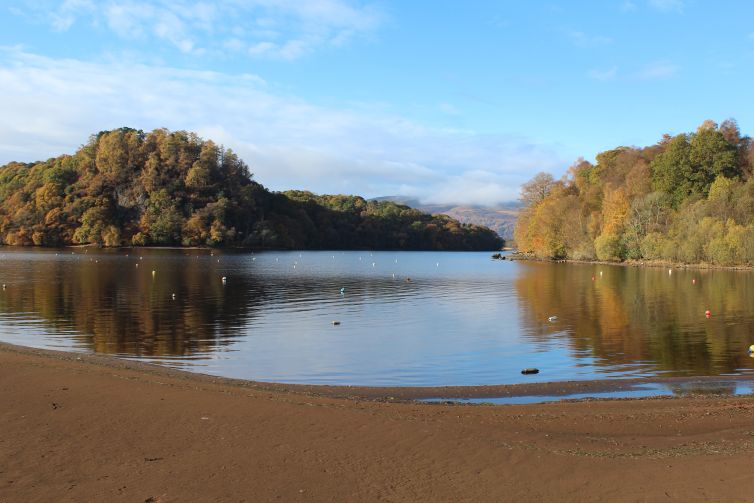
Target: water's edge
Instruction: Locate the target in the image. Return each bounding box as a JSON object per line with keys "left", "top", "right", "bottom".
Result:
{"left": 5, "top": 341, "right": 754, "bottom": 404}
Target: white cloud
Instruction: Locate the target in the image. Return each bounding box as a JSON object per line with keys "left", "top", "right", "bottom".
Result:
{"left": 0, "top": 48, "right": 565, "bottom": 206}
{"left": 637, "top": 61, "right": 679, "bottom": 80}
{"left": 588, "top": 66, "right": 618, "bottom": 81}
{"left": 438, "top": 102, "right": 461, "bottom": 116}
{"left": 648, "top": 0, "right": 684, "bottom": 12}
{"left": 567, "top": 30, "right": 613, "bottom": 48}
{"left": 48, "top": 0, "right": 96, "bottom": 30}
{"left": 16, "top": 0, "right": 383, "bottom": 59}
{"left": 620, "top": 1, "right": 637, "bottom": 12}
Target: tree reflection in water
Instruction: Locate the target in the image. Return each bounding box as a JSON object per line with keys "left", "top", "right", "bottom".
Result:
{"left": 515, "top": 261, "right": 754, "bottom": 376}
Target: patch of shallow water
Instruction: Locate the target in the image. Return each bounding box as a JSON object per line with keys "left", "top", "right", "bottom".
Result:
{"left": 421, "top": 380, "right": 754, "bottom": 405}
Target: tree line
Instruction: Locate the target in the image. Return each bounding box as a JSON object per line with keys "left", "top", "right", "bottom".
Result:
{"left": 515, "top": 119, "right": 754, "bottom": 265}
{"left": 0, "top": 128, "right": 503, "bottom": 251}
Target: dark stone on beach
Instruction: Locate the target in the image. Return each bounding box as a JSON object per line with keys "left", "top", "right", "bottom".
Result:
{"left": 521, "top": 368, "right": 539, "bottom": 375}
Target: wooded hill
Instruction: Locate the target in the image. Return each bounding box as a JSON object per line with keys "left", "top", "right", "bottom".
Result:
{"left": 515, "top": 119, "right": 754, "bottom": 265}
{"left": 0, "top": 128, "right": 503, "bottom": 251}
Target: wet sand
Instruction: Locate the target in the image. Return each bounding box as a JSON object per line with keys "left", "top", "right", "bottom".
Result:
{"left": 2, "top": 343, "right": 754, "bottom": 502}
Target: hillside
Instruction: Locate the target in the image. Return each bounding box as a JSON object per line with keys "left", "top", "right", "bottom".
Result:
{"left": 371, "top": 197, "right": 520, "bottom": 240}
{"left": 0, "top": 128, "right": 503, "bottom": 251}
{"left": 514, "top": 119, "right": 754, "bottom": 265}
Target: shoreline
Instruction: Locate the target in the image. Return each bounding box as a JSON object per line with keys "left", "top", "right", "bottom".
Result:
{"left": 3, "top": 341, "right": 753, "bottom": 402}
{"left": 505, "top": 252, "right": 754, "bottom": 272}
{"left": 4, "top": 341, "right": 754, "bottom": 501}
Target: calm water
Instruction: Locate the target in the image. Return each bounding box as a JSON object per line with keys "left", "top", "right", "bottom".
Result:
{"left": 1, "top": 248, "right": 753, "bottom": 386}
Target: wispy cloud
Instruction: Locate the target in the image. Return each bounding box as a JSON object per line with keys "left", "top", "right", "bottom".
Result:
{"left": 588, "top": 66, "right": 618, "bottom": 81}
{"left": 620, "top": 1, "right": 637, "bottom": 12}
{"left": 0, "top": 47, "right": 565, "bottom": 205}
{"left": 648, "top": 0, "right": 684, "bottom": 12}
{"left": 13, "top": 0, "right": 383, "bottom": 59}
{"left": 637, "top": 60, "right": 679, "bottom": 80}
{"left": 48, "top": 0, "right": 96, "bottom": 30}
{"left": 567, "top": 30, "right": 613, "bottom": 48}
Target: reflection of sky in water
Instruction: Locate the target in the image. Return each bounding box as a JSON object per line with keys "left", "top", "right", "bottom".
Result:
{"left": 0, "top": 249, "right": 754, "bottom": 386}
{"left": 423, "top": 381, "right": 754, "bottom": 405}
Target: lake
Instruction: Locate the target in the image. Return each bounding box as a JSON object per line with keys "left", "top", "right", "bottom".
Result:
{"left": 1, "top": 248, "right": 753, "bottom": 387}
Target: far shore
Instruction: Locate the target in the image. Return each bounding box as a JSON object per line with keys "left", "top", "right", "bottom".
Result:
{"left": 3, "top": 342, "right": 754, "bottom": 502}
{"left": 505, "top": 251, "right": 754, "bottom": 272}
{"left": 1, "top": 244, "right": 507, "bottom": 253}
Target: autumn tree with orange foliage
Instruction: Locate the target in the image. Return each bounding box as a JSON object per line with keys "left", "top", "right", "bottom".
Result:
{"left": 515, "top": 119, "right": 754, "bottom": 265}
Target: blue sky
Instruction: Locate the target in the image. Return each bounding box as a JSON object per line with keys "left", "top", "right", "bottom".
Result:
{"left": 1, "top": 0, "right": 753, "bottom": 205}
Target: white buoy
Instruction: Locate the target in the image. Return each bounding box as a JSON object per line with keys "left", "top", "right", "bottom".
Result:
{"left": 171, "top": 293, "right": 176, "bottom": 300}
{"left": 548, "top": 316, "right": 558, "bottom": 322}
{"left": 668, "top": 269, "right": 672, "bottom": 275}
{"left": 152, "top": 270, "right": 156, "bottom": 277}
{"left": 372, "top": 262, "right": 376, "bottom": 267}
{"left": 221, "top": 276, "right": 227, "bottom": 284}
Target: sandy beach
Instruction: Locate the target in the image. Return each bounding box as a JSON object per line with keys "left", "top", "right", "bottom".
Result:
{"left": 2, "top": 342, "right": 754, "bottom": 502}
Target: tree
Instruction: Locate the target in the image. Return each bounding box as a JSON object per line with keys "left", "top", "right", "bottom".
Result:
{"left": 651, "top": 134, "right": 694, "bottom": 206}
{"left": 520, "top": 172, "right": 555, "bottom": 207}
{"left": 689, "top": 122, "right": 738, "bottom": 194}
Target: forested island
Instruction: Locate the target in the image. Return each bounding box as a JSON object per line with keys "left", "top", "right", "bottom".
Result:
{"left": 0, "top": 128, "right": 502, "bottom": 251}
{"left": 515, "top": 119, "right": 754, "bottom": 266}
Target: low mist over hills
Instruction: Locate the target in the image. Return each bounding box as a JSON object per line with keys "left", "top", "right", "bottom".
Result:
{"left": 371, "top": 197, "right": 520, "bottom": 240}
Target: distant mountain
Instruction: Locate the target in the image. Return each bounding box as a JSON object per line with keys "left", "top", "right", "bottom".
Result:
{"left": 371, "top": 197, "right": 521, "bottom": 240}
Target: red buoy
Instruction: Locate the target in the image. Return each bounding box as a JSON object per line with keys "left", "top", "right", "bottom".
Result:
{"left": 705, "top": 310, "right": 711, "bottom": 318}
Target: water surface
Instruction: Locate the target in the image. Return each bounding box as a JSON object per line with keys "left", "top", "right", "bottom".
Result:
{"left": 1, "top": 248, "right": 753, "bottom": 386}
